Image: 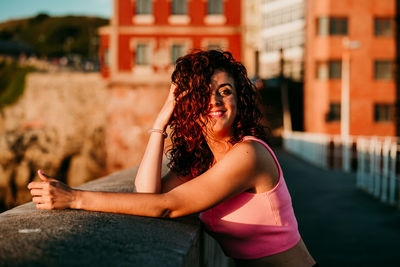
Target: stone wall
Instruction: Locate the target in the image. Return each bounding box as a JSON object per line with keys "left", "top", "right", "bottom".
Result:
{"left": 0, "top": 166, "right": 230, "bottom": 267}
{"left": 0, "top": 72, "right": 108, "bottom": 210}
{"left": 105, "top": 83, "right": 169, "bottom": 172}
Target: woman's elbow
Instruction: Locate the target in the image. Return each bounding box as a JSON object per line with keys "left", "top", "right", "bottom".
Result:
{"left": 166, "top": 209, "right": 187, "bottom": 218}
{"left": 159, "top": 208, "right": 181, "bottom": 218}
{"left": 159, "top": 193, "right": 186, "bottom": 218}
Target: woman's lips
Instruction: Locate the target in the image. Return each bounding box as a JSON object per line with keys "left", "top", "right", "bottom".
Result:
{"left": 208, "top": 110, "right": 226, "bottom": 118}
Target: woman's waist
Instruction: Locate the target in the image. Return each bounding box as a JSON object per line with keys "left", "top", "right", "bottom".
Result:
{"left": 201, "top": 218, "right": 301, "bottom": 259}
{"left": 233, "top": 238, "right": 316, "bottom": 267}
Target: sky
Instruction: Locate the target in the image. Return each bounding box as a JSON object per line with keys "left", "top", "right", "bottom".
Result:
{"left": 0, "top": 0, "right": 112, "bottom": 23}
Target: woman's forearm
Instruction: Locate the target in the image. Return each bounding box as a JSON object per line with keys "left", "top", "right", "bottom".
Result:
{"left": 134, "top": 132, "right": 165, "bottom": 193}
{"left": 73, "top": 189, "right": 173, "bottom": 218}
{"left": 134, "top": 84, "right": 177, "bottom": 193}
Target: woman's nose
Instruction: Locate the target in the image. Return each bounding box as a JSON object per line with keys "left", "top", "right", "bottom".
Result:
{"left": 210, "top": 93, "right": 222, "bottom": 106}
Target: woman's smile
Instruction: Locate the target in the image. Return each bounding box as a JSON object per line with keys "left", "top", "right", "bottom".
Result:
{"left": 203, "top": 70, "right": 237, "bottom": 138}
{"left": 208, "top": 109, "right": 227, "bottom": 118}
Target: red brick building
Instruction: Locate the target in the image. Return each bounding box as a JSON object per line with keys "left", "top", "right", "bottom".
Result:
{"left": 305, "top": 0, "right": 396, "bottom": 136}
{"left": 98, "top": 0, "right": 242, "bottom": 172}
{"left": 99, "top": 0, "right": 242, "bottom": 83}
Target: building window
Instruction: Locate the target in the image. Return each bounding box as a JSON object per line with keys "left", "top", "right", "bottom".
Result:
{"left": 326, "top": 103, "right": 341, "bottom": 121}
{"left": 374, "top": 104, "right": 394, "bottom": 122}
{"left": 136, "top": 0, "right": 152, "bottom": 15}
{"left": 208, "top": 0, "right": 223, "bottom": 15}
{"left": 316, "top": 61, "right": 341, "bottom": 80}
{"left": 171, "top": 44, "right": 185, "bottom": 64}
{"left": 172, "top": 0, "right": 187, "bottom": 15}
{"left": 263, "top": 3, "right": 304, "bottom": 28}
{"left": 136, "top": 44, "right": 150, "bottom": 65}
{"left": 317, "top": 17, "right": 348, "bottom": 36}
{"left": 202, "top": 38, "right": 228, "bottom": 51}
{"left": 374, "top": 60, "right": 393, "bottom": 80}
{"left": 374, "top": 18, "right": 393, "bottom": 37}
{"left": 207, "top": 43, "right": 223, "bottom": 51}
{"left": 264, "top": 31, "right": 304, "bottom": 52}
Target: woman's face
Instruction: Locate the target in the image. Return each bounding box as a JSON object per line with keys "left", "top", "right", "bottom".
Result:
{"left": 202, "top": 70, "right": 237, "bottom": 139}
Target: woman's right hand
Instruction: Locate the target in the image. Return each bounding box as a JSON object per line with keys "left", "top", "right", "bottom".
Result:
{"left": 152, "top": 83, "right": 178, "bottom": 131}
{"left": 28, "top": 170, "right": 78, "bottom": 210}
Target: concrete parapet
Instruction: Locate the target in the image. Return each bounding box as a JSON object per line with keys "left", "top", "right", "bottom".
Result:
{"left": 0, "top": 167, "right": 229, "bottom": 266}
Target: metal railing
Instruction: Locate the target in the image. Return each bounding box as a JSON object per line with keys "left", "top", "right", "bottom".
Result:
{"left": 283, "top": 131, "right": 400, "bottom": 208}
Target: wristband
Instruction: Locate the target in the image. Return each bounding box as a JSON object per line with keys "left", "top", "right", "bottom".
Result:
{"left": 148, "top": 128, "right": 168, "bottom": 138}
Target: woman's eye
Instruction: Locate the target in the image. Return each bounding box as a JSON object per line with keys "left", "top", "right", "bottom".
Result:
{"left": 220, "top": 88, "right": 232, "bottom": 96}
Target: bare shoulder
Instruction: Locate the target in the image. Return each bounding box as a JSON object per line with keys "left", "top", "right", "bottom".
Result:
{"left": 231, "top": 139, "right": 280, "bottom": 179}
{"left": 231, "top": 139, "right": 273, "bottom": 162}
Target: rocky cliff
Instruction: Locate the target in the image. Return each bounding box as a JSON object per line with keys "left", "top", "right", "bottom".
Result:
{"left": 0, "top": 72, "right": 107, "bottom": 211}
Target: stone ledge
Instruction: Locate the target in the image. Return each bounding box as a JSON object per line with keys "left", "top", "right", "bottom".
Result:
{"left": 0, "top": 167, "right": 228, "bottom": 267}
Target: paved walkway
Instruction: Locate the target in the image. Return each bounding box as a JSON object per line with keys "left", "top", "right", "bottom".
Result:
{"left": 276, "top": 150, "right": 400, "bottom": 267}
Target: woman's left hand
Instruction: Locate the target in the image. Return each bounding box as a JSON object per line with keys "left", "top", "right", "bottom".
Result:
{"left": 28, "top": 170, "right": 78, "bottom": 210}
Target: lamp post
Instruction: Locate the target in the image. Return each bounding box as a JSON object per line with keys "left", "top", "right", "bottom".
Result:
{"left": 341, "top": 38, "right": 360, "bottom": 171}
{"left": 341, "top": 38, "right": 361, "bottom": 137}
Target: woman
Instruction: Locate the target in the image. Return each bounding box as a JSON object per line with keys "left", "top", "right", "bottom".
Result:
{"left": 28, "top": 50, "right": 316, "bottom": 266}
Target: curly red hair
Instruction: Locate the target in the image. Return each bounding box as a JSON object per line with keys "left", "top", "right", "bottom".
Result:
{"left": 167, "top": 50, "right": 267, "bottom": 178}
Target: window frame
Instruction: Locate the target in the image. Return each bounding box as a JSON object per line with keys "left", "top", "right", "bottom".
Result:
{"left": 135, "top": 43, "right": 151, "bottom": 66}
{"left": 317, "top": 16, "right": 348, "bottom": 36}
{"left": 316, "top": 60, "right": 342, "bottom": 80}
{"left": 326, "top": 102, "right": 341, "bottom": 122}
{"left": 136, "top": 0, "right": 152, "bottom": 15}
{"left": 374, "top": 60, "right": 394, "bottom": 80}
{"left": 207, "top": 0, "right": 224, "bottom": 15}
{"left": 172, "top": 0, "right": 188, "bottom": 15}
{"left": 374, "top": 17, "right": 394, "bottom": 37}
{"left": 374, "top": 103, "right": 394, "bottom": 122}
{"left": 171, "top": 44, "right": 185, "bottom": 65}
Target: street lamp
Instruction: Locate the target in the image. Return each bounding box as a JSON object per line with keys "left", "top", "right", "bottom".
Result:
{"left": 341, "top": 38, "right": 361, "bottom": 137}
{"left": 341, "top": 37, "right": 360, "bottom": 171}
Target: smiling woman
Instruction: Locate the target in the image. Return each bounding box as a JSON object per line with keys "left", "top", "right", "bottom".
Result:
{"left": 28, "top": 50, "right": 317, "bottom": 267}
{"left": 167, "top": 50, "right": 268, "bottom": 178}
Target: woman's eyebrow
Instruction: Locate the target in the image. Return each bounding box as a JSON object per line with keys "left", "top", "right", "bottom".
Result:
{"left": 218, "top": 83, "right": 233, "bottom": 89}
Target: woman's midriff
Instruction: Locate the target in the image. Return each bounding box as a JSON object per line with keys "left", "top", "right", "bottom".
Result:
{"left": 233, "top": 239, "right": 316, "bottom": 267}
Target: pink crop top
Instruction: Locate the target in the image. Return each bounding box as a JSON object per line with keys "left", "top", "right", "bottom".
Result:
{"left": 199, "top": 136, "right": 301, "bottom": 259}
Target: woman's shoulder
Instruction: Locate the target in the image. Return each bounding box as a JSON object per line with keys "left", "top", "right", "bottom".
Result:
{"left": 233, "top": 136, "right": 270, "bottom": 154}
{"left": 230, "top": 137, "right": 270, "bottom": 162}
{"left": 232, "top": 136, "right": 279, "bottom": 171}
{"left": 232, "top": 136, "right": 281, "bottom": 190}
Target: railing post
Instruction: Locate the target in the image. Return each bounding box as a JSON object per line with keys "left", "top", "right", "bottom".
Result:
{"left": 333, "top": 136, "right": 342, "bottom": 170}
{"left": 389, "top": 143, "right": 397, "bottom": 206}
{"left": 373, "top": 140, "right": 382, "bottom": 198}
{"left": 343, "top": 136, "right": 351, "bottom": 172}
{"left": 381, "top": 138, "right": 391, "bottom": 203}
{"left": 356, "top": 138, "right": 366, "bottom": 189}
{"left": 321, "top": 134, "right": 329, "bottom": 168}
{"left": 368, "top": 138, "right": 376, "bottom": 194}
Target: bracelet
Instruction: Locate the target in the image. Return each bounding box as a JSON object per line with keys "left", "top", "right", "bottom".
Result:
{"left": 148, "top": 128, "right": 168, "bottom": 138}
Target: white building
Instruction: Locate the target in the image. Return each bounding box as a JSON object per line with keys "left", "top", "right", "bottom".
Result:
{"left": 260, "top": 0, "right": 305, "bottom": 81}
